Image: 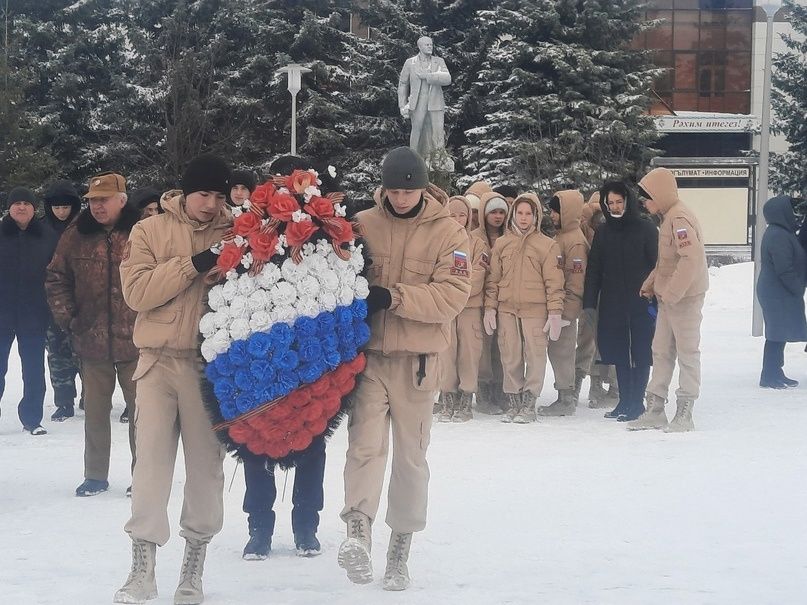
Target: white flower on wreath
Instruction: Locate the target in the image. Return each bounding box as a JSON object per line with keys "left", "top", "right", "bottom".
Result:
{"left": 337, "top": 285, "right": 355, "bottom": 307}
{"left": 281, "top": 257, "right": 307, "bottom": 284}
{"left": 297, "top": 297, "right": 321, "bottom": 318}
{"left": 255, "top": 262, "right": 281, "bottom": 290}
{"left": 296, "top": 274, "right": 321, "bottom": 300}
{"left": 199, "top": 312, "right": 217, "bottom": 338}
{"left": 304, "top": 185, "right": 321, "bottom": 199}
{"left": 229, "top": 296, "right": 250, "bottom": 320}
{"left": 314, "top": 239, "right": 331, "bottom": 257}
{"left": 275, "top": 235, "right": 287, "bottom": 256}
{"left": 210, "top": 328, "right": 231, "bottom": 355}
{"left": 212, "top": 309, "right": 231, "bottom": 330}
{"left": 237, "top": 274, "right": 258, "bottom": 297}
{"left": 292, "top": 209, "right": 311, "bottom": 223}
{"left": 207, "top": 286, "right": 226, "bottom": 311}
{"left": 338, "top": 270, "right": 356, "bottom": 290}
{"left": 271, "top": 281, "right": 298, "bottom": 307}
{"left": 229, "top": 317, "right": 251, "bottom": 342}
{"left": 220, "top": 279, "right": 239, "bottom": 302}
{"left": 327, "top": 165, "right": 337, "bottom": 178}
{"left": 241, "top": 252, "right": 254, "bottom": 270}
{"left": 233, "top": 235, "right": 246, "bottom": 247}
{"left": 249, "top": 310, "right": 273, "bottom": 333}
{"left": 318, "top": 268, "right": 340, "bottom": 292}
{"left": 334, "top": 203, "right": 347, "bottom": 218}
{"left": 273, "top": 304, "right": 296, "bottom": 323}
{"left": 201, "top": 340, "right": 217, "bottom": 363}
{"left": 302, "top": 242, "right": 316, "bottom": 257}
{"left": 306, "top": 253, "right": 329, "bottom": 275}
{"left": 354, "top": 276, "right": 370, "bottom": 299}
{"left": 247, "top": 289, "right": 270, "bottom": 313}
{"left": 349, "top": 245, "right": 365, "bottom": 272}
{"left": 230, "top": 206, "right": 243, "bottom": 218}
{"left": 318, "top": 291, "right": 338, "bottom": 312}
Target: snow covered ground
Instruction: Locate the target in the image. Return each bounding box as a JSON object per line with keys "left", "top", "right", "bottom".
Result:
{"left": 1, "top": 262, "right": 805, "bottom": 604}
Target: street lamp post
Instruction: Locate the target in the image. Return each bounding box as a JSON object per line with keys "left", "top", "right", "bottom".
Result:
{"left": 752, "top": 1, "right": 781, "bottom": 337}
{"left": 278, "top": 63, "right": 312, "bottom": 156}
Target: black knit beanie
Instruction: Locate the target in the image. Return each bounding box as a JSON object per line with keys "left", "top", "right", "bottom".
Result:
{"left": 381, "top": 147, "right": 428, "bottom": 190}
{"left": 44, "top": 180, "right": 81, "bottom": 208}
{"left": 8, "top": 186, "right": 37, "bottom": 206}
{"left": 548, "top": 195, "right": 561, "bottom": 214}
{"left": 130, "top": 187, "right": 162, "bottom": 210}
{"left": 231, "top": 169, "right": 257, "bottom": 193}
{"left": 181, "top": 154, "right": 231, "bottom": 196}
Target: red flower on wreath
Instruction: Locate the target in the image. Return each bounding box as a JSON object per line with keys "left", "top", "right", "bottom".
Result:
{"left": 267, "top": 192, "right": 300, "bottom": 221}
{"left": 248, "top": 230, "right": 279, "bottom": 262}
{"left": 322, "top": 217, "right": 354, "bottom": 246}
{"left": 216, "top": 243, "right": 244, "bottom": 273}
{"left": 233, "top": 211, "right": 261, "bottom": 236}
{"left": 304, "top": 196, "right": 335, "bottom": 220}
{"left": 250, "top": 183, "right": 275, "bottom": 211}
{"left": 285, "top": 219, "right": 318, "bottom": 247}
{"left": 286, "top": 169, "right": 317, "bottom": 194}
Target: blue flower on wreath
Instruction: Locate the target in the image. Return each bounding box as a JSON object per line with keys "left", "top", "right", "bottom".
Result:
{"left": 324, "top": 349, "right": 341, "bottom": 369}
{"left": 353, "top": 321, "right": 371, "bottom": 347}
{"left": 351, "top": 299, "right": 368, "bottom": 320}
{"left": 214, "top": 355, "right": 236, "bottom": 377}
{"left": 250, "top": 359, "right": 276, "bottom": 384}
{"left": 335, "top": 306, "right": 353, "bottom": 326}
{"left": 269, "top": 323, "right": 294, "bottom": 350}
{"left": 214, "top": 378, "right": 236, "bottom": 402}
{"left": 234, "top": 368, "right": 256, "bottom": 392}
{"left": 340, "top": 345, "right": 357, "bottom": 361}
{"left": 299, "top": 360, "right": 327, "bottom": 384}
{"left": 296, "top": 316, "right": 319, "bottom": 338}
{"left": 298, "top": 338, "right": 323, "bottom": 364}
{"left": 321, "top": 332, "right": 339, "bottom": 352}
{"left": 277, "top": 369, "right": 301, "bottom": 394}
{"left": 229, "top": 340, "right": 251, "bottom": 366}
{"left": 247, "top": 332, "right": 273, "bottom": 360}
{"left": 205, "top": 363, "right": 220, "bottom": 383}
{"left": 276, "top": 349, "right": 300, "bottom": 372}
{"left": 220, "top": 400, "right": 238, "bottom": 420}
{"left": 316, "top": 312, "right": 336, "bottom": 336}
{"left": 236, "top": 393, "right": 255, "bottom": 414}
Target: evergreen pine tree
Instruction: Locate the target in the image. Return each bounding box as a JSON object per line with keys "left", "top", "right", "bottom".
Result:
{"left": 770, "top": 0, "right": 807, "bottom": 197}
{"left": 461, "top": 0, "right": 661, "bottom": 195}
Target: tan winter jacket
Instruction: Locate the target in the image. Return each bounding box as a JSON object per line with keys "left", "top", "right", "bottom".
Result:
{"left": 358, "top": 191, "right": 471, "bottom": 356}
{"left": 553, "top": 190, "right": 590, "bottom": 321}
{"left": 449, "top": 195, "right": 488, "bottom": 309}
{"left": 484, "top": 193, "right": 565, "bottom": 318}
{"left": 639, "top": 168, "right": 709, "bottom": 305}
{"left": 119, "top": 190, "right": 232, "bottom": 364}
{"left": 470, "top": 191, "right": 508, "bottom": 250}
{"left": 580, "top": 192, "right": 602, "bottom": 246}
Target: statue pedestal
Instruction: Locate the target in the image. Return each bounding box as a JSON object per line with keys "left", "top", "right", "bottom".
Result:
{"left": 425, "top": 148, "right": 455, "bottom": 192}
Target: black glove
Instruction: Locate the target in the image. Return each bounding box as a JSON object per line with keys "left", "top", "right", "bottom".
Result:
{"left": 366, "top": 286, "right": 392, "bottom": 315}
{"left": 191, "top": 249, "right": 217, "bottom": 273}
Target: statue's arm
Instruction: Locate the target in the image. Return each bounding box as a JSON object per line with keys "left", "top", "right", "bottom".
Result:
{"left": 398, "top": 60, "right": 411, "bottom": 109}
{"left": 426, "top": 58, "right": 452, "bottom": 86}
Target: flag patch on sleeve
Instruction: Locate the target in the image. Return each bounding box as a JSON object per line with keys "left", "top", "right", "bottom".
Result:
{"left": 556, "top": 255, "right": 564, "bottom": 269}
{"left": 676, "top": 228, "right": 691, "bottom": 247}
{"left": 572, "top": 258, "right": 584, "bottom": 273}
{"left": 451, "top": 250, "right": 469, "bottom": 277}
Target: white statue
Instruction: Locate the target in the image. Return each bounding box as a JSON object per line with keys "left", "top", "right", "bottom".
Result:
{"left": 398, "top": 36, "right": 452, "bottom": 162}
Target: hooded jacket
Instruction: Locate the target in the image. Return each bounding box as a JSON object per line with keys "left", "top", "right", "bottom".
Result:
{"left": 120, "top": 190, "right": 232, "bottom": 364}
{"left": 43, "top": 180, "right": 82, "bottom": 234}
{"left": 639, "top": 168, "right": 709, "bottom": 304}
{"left": 471, "top": 191, "right": 508, "bottom": 251}
{"left": 580, "top": 192, "right": 602, "bottom": 246}
{"left": 357, "top": 190, "right": 471, "bottom": 357}
{"left": 583, "top": 188, "right": 658, "bottom": 367}
{"left": 46, "top": 203, "right": 141, "bottom": 362}
{"left": 0, "top": 215, "right": 58, "bottom": 334}
{"left": 757, "top": 195, "right": 807, "bottom": 342}
{"left": 552, "top": 190, "right": 590, "bottom": 321}
{"left": 449, "top": 195, "right": 488, "bottom": 309}
{"left": 484, "top": 193, "right": 565, "bottom": 318}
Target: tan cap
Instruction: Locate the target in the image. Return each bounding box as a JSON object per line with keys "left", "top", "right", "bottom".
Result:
{"left": 84, "top": 172, "right": 126, "bottom": 199}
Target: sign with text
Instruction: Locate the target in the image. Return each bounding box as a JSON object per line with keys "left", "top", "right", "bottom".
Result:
{"left": 655, "top": 115, "right": 758, "bottom": 133}
{"left": 670, "top": 167, "right": 750, "bottom": 179}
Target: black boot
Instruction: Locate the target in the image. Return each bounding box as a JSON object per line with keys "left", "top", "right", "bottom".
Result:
{"left": 243, "top": 527, "right": 272, "bottom": 560}
{"left": 294, "top": 529, "right": 322, "bottom": 557}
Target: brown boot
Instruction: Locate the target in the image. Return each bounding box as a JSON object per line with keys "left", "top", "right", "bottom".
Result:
{"left": 514, "top": 391, "right": 537, "bottom": 423}
{"left": 437, "top": 392, "right": 457, "bottom": 422}
{"left": 501, "top": 393, "right": 520, "bottom": 423}
{"left": 452, "top": 391, "right": 473, "bottom": 422}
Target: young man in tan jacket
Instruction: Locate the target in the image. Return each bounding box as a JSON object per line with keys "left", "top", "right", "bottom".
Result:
{"left": 539, "top": 190, "right": 589, "bottom": 416}
{"left": 483, "top": 194, "right": 566, "bottom": 423}
{"left": 114, "top": 155, "right": 232, "bottom": 605}
{"left": 471, "top": 192, "right": 509, "bottom": 414}
{"left": 436, "top": 195, "right": 488, "bottom": 422}
{"left": 631, "top": 167, "right": 709, "bottom": 432}
{"left": 339, "top": 147, "right": 470, "bottom": 591}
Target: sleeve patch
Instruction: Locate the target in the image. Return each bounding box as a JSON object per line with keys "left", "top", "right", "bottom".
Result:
{"left": 556, "top": 255, "right": 565, "bottom": 269}
{"left": 451, "top": 250, "right": 469, "bottom": 277}
{"left": 676, "top": 228, "right": 691, "bottom": 247}
{"left": 571, "top": 258, "right": 584, "bottom": 273}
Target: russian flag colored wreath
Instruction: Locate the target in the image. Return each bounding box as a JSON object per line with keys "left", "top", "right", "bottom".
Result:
{"left": 199, "top": 168, "right": 370, "bottom": 467}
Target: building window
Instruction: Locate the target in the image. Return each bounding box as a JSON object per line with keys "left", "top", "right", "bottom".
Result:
{"left": 636, "top": 5, "right": 752, "bottom": 114}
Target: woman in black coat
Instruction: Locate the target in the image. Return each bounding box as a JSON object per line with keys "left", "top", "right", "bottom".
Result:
{"left": 583, "top": 182, "right": 658, "bottom": 421}
{"left": 757, "top": 195, "right": 807, "bottom": 388}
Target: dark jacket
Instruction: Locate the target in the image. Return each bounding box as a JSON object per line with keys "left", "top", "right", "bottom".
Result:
{"left": 45, "top": 204, "right": 141, "bottom": 362}
{"left": 757, "top": 196, "right": 807, "bottom": 343}
{"left": 583, "top": 191, "right": 658, "bottom": 367}
{"left": 0, "top": 215, "right": 58, "bottom": 334}
{"left": 43, "top": 180, "right": 82, "bottom": 234}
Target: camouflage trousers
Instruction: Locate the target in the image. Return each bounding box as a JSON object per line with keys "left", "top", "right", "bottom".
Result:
{"left": 45, "top": 323, "right": 80, "bottom": 408}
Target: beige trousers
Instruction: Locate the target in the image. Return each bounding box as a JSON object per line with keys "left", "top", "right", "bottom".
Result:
{"left": 647, "top": 294, "right": 705, "bottom": 401}
{"left": 125, "top": 355, "right": 225, "bottom": 546}
{"left": 80, "top": 359, "right": 137, "bottom": 481}
{"left": 547, "top": 319, "right": 578, "bottom": 391}
{"left": 342, "top": 352, "right": 436, "bottom": 533}
{"left": 440, "top": 307, "right": 484, "bottom": 393}
{"left": 497, "top": 311, "right": 548, "bottom": 395}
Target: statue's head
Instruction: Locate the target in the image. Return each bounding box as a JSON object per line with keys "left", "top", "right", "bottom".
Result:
{"left": 417, "top": 36, "right": 433, "bottom": 56}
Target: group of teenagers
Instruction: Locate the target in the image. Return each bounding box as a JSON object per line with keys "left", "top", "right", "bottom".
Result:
{"left": 435, "top": 165, "right": 710, "bottom": 431}
{"left": 14, "top": 141, "right": 804, "bottom": 605}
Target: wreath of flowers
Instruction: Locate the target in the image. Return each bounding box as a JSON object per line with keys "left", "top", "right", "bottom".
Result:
{"left": 200, "top": 168, "right": 369, "bottom": 466}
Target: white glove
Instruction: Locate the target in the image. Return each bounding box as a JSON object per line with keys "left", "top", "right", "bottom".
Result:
{"left": 484, "top": 309, "right": 497, "bottom": 336}
{"left": 543, "top": 313, "right": 570, "bottom": 342}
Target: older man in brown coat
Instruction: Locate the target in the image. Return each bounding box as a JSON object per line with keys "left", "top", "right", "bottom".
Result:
{"left": 46, "top": 172, "right": 140, "bottom": 497}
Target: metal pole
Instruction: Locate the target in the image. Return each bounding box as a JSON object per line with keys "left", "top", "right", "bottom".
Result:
{"left": 291, "top": 91, "right": 298, "bottom": 156}
{"left": 752, "top": 12, "right": 775, "bottom": 337}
